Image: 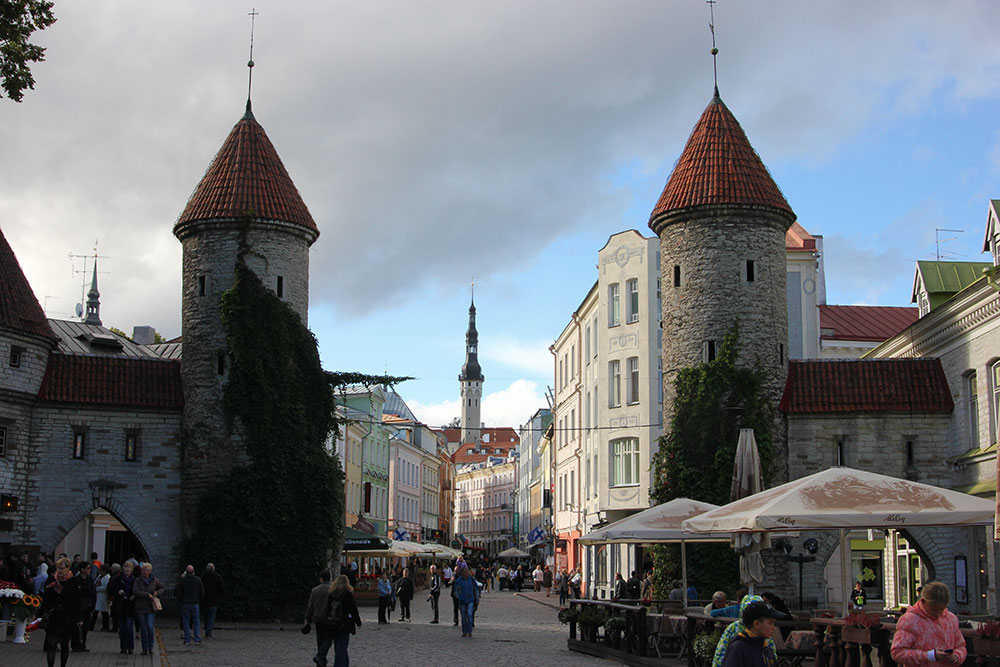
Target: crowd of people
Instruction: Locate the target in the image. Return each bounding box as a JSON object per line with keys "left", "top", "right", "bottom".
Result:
{"left": 0, "top": 550, "right": 223, "bottom": 667}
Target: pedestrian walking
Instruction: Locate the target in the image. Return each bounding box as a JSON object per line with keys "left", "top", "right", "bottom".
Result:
{"left": 451, "top": 571, "right": 461, "bottom": 625}
{"left": 570, "top": 568, "right": 582, "bottom": 599}
{"left": 442, "top": 564, "right": 453, "bottom": 587}
{"left": 33, "top": 561, "right": 49, "bottom": 595}
{"left": 92, "top": 564, "right": 111, "bottom": 631}
{"left": 497, "top": 564, "right": 508, "bottom": 591}
{"left": 133, "top": 562, "right": 164, "bottom": 656}
{"left": 174, "top": 564, "right": 205, "bottom": 645}
{"left": 543, "top": 565, "right": 553, "bottom": 597}
{"left": 532, "top": 564, "right": 544, "bottom": 592}
{"left": 890, "top": 582, "right": 966, "bottom": 667}
{"left": 71, "top": 562, "right": 95, "bottom": 652}
{"left": 377, "top": 572, "right": 392, "bottom": 624}
{"left": 613, "top": 572, "right": 625, "bottom": 601}
{"left": 304, "top": 571, "right": 334, "bottom": 667}
{"left": 427, "top": 564, "right": 442, "bottom": 623}
{"left": 557, "top": 568, "right": 569, "bottom": 606}
{"left": 395, "top": 567, "right": 414, "bottom": 622}
{"left": 328, "top": 574, "right": 362, "bottom": 667}
{"left": 108, "top": 561, "right": 136, "bottom": 654}
{"left": 201, "top": 563, "right": 224, "bottom": 638}
{"left": 454, "top": 566, "right": 480, "bottom": 638}
{"left": 40, "top": 557, "right": 83, "bottom": 667}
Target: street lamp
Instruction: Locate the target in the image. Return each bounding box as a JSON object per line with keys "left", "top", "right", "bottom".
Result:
{"left": 779, "top": 538, "right": 818, "bottom": 610}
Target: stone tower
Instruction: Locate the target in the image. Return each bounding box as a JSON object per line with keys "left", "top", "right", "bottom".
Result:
{"left": 174, "top": 101, "right": 319, "bottom": 525}
{"left": 649, "top": 89, "right": 795, "bottom": 473}
{"left": 459, "top": 296, "right": 484, "bottom": 444}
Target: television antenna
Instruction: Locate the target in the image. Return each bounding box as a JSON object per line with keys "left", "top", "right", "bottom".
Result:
{"left": 935, "top": 228, "right": 964, "bottom": 261}
{"left": 69, "top": 240, "right": 109, "bottom": 315}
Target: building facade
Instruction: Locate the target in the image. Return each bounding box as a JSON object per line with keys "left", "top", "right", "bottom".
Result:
{"left": 454, "top": 458, "right": 517, "bottom": 555}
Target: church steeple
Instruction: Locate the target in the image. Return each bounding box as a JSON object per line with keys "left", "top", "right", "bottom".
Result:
{"left": 84, "top": 260, "right": 102, "bottom": 326}
{"left": 459, "top": 292, "right": 484, "bottom": 444}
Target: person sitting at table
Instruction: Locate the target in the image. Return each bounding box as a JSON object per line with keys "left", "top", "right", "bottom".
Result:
{"left": 667, "top": 580, "right": 684, "bottom": 601}
{"left": 705, "top": 591, "right": 728, "bottom": 616}
{"left": 710, "top": 587, "right": 748, "bottom": 618}
{"left": 712, "top": 595, "right": 777, "bottom": 667}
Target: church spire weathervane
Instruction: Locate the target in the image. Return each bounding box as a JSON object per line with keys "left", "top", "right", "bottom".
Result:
{"left": 708, "top": 0, "right": 719, "bottom": 97}
{"left": 245, "top": 8, "right": 259, "bottom": 115}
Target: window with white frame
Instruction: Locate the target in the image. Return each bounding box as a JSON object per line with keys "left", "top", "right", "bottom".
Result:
{"left": 611, "top": 438, "right": 639, "bottom": 486}
{"left": 626, "top": 278, "right": 639, "bottom": 323}
{"left": 570, "top": 345, "right": 575, "bottom": 378}
{"left": 969, "top": 372, "right": 980, "bottom": 448}
{"left": 608, "top": 283, "right": 620, "bottom": 326}
{"left": 609, "top": 360, "right": 621, "bottom": 407}
{"left": 585, "top": 392, "right": 591, "bottom": 432}
{"left": 993, "top": 361, "right": 1000, "bottom": 444}
{"left": 592, "top": 317, "right": 599, "bottom": 357}
{"left": 585, "top": 325, "right": 591, "bottom": 363}
{"left": 627, "top": 356, "right": 639, "bottom": 405}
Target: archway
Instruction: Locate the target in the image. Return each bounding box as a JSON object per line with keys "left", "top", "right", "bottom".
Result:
{"left": 44, "top": 498, "right": 150, "bottom": 568}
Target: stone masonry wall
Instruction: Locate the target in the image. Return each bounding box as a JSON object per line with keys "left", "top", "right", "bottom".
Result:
{"left": 657, "top": 207, "right": 792, "bottom": 481}
{"left": 22, "top": 403, "right": 182, "bottom": 582}
{"left": 177, "top": 221, "right": 312, "bottom": 531}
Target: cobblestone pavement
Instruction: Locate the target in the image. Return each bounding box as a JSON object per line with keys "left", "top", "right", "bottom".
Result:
{"left": 158, "top": 588, "right": 611, "bottom": 667}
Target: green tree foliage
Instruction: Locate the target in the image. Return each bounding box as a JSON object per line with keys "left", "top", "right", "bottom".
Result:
{"left": 0, "top": 0, "right": 56, "bottom": 102}
{"left": 649, "top": 324, "right": 774, "bottom": 598}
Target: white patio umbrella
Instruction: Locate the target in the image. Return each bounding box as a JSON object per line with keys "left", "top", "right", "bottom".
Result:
{"left": 730, "top": 429, "right": 769, "bottom": 593}
{"left": 497, "top": 547, "right": 530, "bottom": 559}
{"left": 682, "top": 466, "right": 996, "bottom": 614}
{"left": 579, "top": 497, "right": 730, "bottom": 606}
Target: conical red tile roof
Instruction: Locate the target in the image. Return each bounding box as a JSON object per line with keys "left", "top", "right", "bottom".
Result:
{"left": 175, "top": 106, "right": 318, "bottom": 237}
{"left": 649, "top": 93, "right": 793, "bottom": 225}
{"left": 0, "top": 227, "right": 57, "bottom": 342}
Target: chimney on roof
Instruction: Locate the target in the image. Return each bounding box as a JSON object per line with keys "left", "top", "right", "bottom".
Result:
{"left": 133, "top": 326, "right": 157, "bottom": 345}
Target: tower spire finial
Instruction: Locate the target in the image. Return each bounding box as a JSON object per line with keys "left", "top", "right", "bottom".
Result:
{"left": 84, "top": 243, "right": 102, "bottom": 326}
{"left": 246, "top": 8, "right": 259, "bottom": 115}
{"left": 708, "top": 0, "right": 719, "bottom": 97}
{"left": 470, "top": 277, "right": 475, "bottom": 305}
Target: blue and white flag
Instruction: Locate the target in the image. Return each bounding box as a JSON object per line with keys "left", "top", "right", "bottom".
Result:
{"left": 527, "top": 527, "right": 545, "bottom": 545}
{"left": 393, "top": 529, "right": 410, "bottom": 541}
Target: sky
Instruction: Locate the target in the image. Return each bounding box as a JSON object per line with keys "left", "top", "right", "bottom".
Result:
{"left": 3, "top": 1, "right": 1000, "bottom": 430}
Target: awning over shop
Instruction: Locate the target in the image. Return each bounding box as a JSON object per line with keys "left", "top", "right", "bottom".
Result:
{"left": 342, "top": 527, "right": 391, "bottom": 551}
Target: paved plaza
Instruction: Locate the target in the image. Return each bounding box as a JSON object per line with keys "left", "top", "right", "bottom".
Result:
{"left": 0, "top": 589, "right": 612, "bottom": 666}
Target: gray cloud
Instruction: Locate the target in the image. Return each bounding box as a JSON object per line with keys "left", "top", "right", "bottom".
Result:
{"left": 2, "top": 1, "right": 1000, "bottom": 337}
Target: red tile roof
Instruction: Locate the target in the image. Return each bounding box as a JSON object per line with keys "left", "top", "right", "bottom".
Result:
{"left": 38, "top": 354, "right": 183, "bottom": 409}
{"left": 785, "top": 221, "right": 816, "bottom": 252}
{"left": 452, "top": 441, "right": 518, "bottom": 465}
{"left": 0, "top": 227, "right": 57, "bottom": 342}
{"left": 175, "top": 106, "right": 318, "bottom": 237}
{"left": 443, "top": 427, "right": 519, "bottom": 446}
{"left": 780, "top": 359, "right": 953, "bottom": 414}
{"left": 649, "top": 93, "right": 794, "bottom": 225}
{"left": 819, "top": 305, "right": 919, "bottom": 342}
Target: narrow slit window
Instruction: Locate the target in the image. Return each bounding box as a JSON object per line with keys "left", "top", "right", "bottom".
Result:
{"left": 198, "top": 275, "right": 207, "bottom": 297}
{"left": 706, "top": 340, "right": 717, "bottom": 362}
{"left": 836, "top": 441, "right": 845, "bottom": 466}
{"left": 216, "top": 351, "right": 226, "bottom": 376}
{"left": 8, "top": 346, "right": 23, "bottom": 368}
{"left": 779, "top": 343, "right": 785, "bottom": 364}
{"left": 905, "top": 440, "right": 915, "bottom": 466}
{"left": 746, "top": 260, "right": 755, "bottom": 282}
{"left": 673, "top": 265, "right": 681, "bottom": 287}
{"left": 125, "top": 432, "right": 138, "bottom": 461}
{"left": 73, "top": 432, "right": 86, "bottom": 460}
{"left": 276, "top": 276, "right": 284, "bottom": 298}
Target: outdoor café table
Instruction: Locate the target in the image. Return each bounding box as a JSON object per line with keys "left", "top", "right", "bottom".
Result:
{"left": 647, "top": 613, "right": 692, "bottom": 658}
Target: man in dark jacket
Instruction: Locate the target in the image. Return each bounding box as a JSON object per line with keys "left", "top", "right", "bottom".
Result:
{"left": 396, "top": 568, "right": 414, "bottom": 622}
{"left": 626, "top": 571, "right": 642, "bottom": 602}
{"left": 175, "top": 565, "right": 206, "bottom": 645}
{"left": 72, "top": 562, "right": 96, "bottom": 652}
{"left": 720, "top": 600, "right": 780, "bottom": 667}
{"left": 201, "top": 563, "right": 224, "bottom": 638}
{"left": 428, "top": 564, "right": 442, "bottom": 624}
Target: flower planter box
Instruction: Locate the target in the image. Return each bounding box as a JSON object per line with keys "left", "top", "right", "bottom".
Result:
{"left": 974, "top": 637, "right": 1000, "bottom": 657}
{"left": 842, "top": 627, "right": 880, "bottom": 645}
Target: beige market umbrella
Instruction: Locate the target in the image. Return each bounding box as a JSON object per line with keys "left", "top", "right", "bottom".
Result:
{"left": 579, "top": 497, "right": 730, "bottom": 606}
{"left": 414, "top": 543, "right": 463, "bottom": 558}
{"left": 497, "top": 547, "right": 530, "bottom": 559}
{"left": 682, "top": 466, "right": 996, "bottom": 614}
{"left": 730, "top": 429, "right": 769, "bottom": 593}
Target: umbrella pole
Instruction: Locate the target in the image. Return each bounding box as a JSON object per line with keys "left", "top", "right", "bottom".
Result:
{"left": 840, "top": 529, "right": 849, "bottom": 617}
{"left": 681, "top": 539, "right": 688, "bottom": 607}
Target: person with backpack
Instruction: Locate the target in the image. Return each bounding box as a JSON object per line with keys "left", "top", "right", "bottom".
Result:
{"left": 304, "top": 571, "right": 334, "bottom": 667}
{"left": 328, "top": 575, "right": 362, "bottom": 667}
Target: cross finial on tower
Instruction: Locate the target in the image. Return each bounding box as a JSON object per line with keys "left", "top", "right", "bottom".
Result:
{"left": 246, "top": 8, "right": 259, "bottom": 115}
{"left": 708, "top": 0, "right": 719, "bottom": 97}
{"left": 470, "top": 277, "right": 475, "bottom": 305}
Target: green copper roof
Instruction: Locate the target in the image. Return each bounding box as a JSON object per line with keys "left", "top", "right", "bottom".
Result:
{"left": 916, "top": 261, "right": 993, "bottom": 294}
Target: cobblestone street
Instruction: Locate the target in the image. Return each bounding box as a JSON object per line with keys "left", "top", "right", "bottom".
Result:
{"left": 159, "top": 590, "right": 607, "bottom": 667}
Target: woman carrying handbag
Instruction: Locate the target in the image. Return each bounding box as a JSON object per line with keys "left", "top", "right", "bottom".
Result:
{"left": 133, "top": 563, "right": 164, "bottom": 656}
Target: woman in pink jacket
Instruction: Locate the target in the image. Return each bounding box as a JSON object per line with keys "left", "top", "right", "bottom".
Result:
{"left": 890, "top": 582, "right": 966, "bottom": 666}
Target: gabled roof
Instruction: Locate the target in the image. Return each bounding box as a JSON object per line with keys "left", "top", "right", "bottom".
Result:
{"left": 0, "top": 227, "right": 58, "bottom": 343}
{"left": 818, "top": 305, "right": 919, "bottom": 342}
{"left": 48, "top": 319, "right": 164, "bottom": 358}
{"left": 37, "top": 354, "right": 183, "bottom": 409}
{"left": 649, "top": 92, "right": 794, "bottom": 227}
{"left": 780, "top": 358, "right": 953, "bottom": 414}
{"left": 175, "top": 105, "right": 317, "bottom": 237}
{"left": 985, "top": 200, "right": 1000, "bottom": 253}
{"left": 911, "top": 260, "right": 992, "bottom": 301}
{"left": 785, "top": 221, "right": 816, "bottom": 252}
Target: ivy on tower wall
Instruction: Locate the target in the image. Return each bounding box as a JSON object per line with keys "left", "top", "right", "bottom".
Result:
{"left": 649, "top": 324, "right": 774, "bottom": 598}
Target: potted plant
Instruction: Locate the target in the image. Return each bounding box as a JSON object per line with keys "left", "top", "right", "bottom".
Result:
{"left": 693, "top": 629, "right": 724, "bottom": 667}
{"left": 558, "top": 606, "right": 580, "bottom": 624}
{"left": 10, "top": 593, "right": 41, "bottom": 644}
{"left": 974, "top": 620, "right": 1000, "bottom": 656}
{"left": 604, "top": 615, "right": 627, "bottom": 649}
{"left": 842, "top": 611, "right": 884, "bottom": 644}
{"left": 578, "top": 606, "right": 606, "bottom": 643}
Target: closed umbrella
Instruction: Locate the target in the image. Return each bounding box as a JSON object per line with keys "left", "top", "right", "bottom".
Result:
{"left": 730, "top": 429, "right": 769, "bottom": 593}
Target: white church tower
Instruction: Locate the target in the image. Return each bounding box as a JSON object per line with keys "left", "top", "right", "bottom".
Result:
{"left": 459, "top": 295, "right": 484, "bottom": 444}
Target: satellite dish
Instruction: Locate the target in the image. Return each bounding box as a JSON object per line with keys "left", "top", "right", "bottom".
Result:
{"left": 75, "top": 303, "right": 83, "bottom": 318}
